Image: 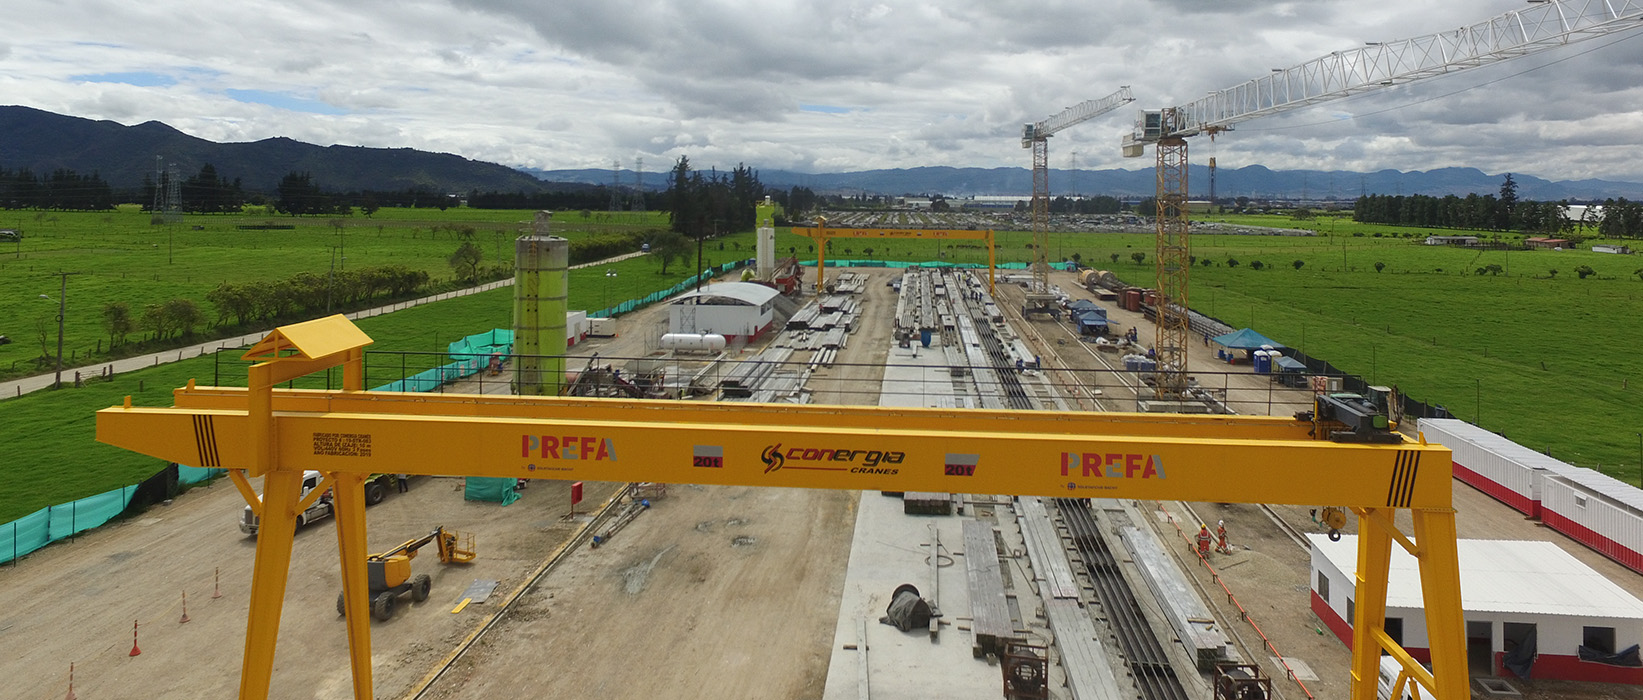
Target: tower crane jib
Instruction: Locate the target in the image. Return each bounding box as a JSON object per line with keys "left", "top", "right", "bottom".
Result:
{"left": 1021, "top": 86, "right": 1135, "bottom": 318}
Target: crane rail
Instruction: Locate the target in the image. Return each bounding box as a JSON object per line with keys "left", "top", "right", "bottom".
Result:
{"left": 1059, "top": 498, "right": 1192, "bottom": 700}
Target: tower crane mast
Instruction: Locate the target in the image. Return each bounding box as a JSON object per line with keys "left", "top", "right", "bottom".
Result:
{"left": 1121, "top": 0, "right": 1643, "bottom": 402}
{"left": 1021, "top": 86, "right": 1134, "bottom": 317}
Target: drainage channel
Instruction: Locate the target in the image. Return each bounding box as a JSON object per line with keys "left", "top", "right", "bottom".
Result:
{"left": 1058, "top": 498, "right": 1191, "bottom": 700}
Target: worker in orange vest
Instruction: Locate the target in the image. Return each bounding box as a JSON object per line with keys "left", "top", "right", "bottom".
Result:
{"left": 1196, "top": 524, "right": 1212, "bottom": 558}
{"left": 1216, "top": 520, "right": 1232, "bottom": 554}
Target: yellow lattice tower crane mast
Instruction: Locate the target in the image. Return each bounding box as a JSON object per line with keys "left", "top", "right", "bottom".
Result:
{"left": 1020, "top": 86, "right": 1133, "bottom": 318}
{"left": 1120, "top": 0, "right": 1643, "bottom": 405}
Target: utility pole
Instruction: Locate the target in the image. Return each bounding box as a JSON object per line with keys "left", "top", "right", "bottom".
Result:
{"left": 41, "top": 271, "right": 80, "bottom": 389}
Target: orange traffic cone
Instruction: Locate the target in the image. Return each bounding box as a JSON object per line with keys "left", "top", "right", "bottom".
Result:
{"left": 179, "top": 591, "right": 190, "bottom": 624}
{"left": 65, "top": 662, "right": 76, "bottom": 700}
{"left": 211, "top": 567, "right": 222, "bottom": 599}
{"left": 129, "top": 619, "right": 141, "bottom": 657}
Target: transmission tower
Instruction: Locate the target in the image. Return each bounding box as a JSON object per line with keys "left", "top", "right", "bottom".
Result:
{"left": 1067, "top": 151, "right": 1079, "bottom": 199}
{"left": 629, "top": 157, "right": 645, "bottom": 212}
{"left": 608, "top": 160, "right": 623, "bottom": 212}
{"left": 164, "top": 161, "right": 182, "bottom": 223}
{"left": 151, "top": 155, "right": 164, "bottom": 219}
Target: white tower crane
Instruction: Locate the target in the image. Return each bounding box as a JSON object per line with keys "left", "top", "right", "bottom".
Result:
{"left": 1021, "top": 86, "right": 1134, "bottom": 317}
{"left": 1122, "top": 0, "right": 1643, "bottom": 409}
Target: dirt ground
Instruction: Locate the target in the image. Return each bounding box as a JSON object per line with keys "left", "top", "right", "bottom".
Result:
{"left": 417, "top": 271, "right": 904, "bottom": 700}
{"left": 0, "top": 472, "right": 622, "bottom": 700}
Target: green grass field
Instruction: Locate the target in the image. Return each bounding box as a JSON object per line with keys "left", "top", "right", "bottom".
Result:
{"left": 780, "top": 219, "right": 1642, "bottom": 476}
{"left": 0, "top": 219, "right": 756, "bottom": 523}
{"left": 3, "top": 208, "right": 1639, "bottom": 523}
{"left": 0, "top": 206, "right": 672, "bottom": 379}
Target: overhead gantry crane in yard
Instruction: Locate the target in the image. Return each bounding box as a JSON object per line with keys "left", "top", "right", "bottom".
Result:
{"left": 102, "top": 315, "right": 1461, "bottom": 700}
{"left": 1020, "top": 86, "right": 1134, "bottom": 318}
{"left": 794, "top": 219, "right": 997, "bottom": 295}
{"left": 1121, "top": 0, "right": 1643, "bottom": 402}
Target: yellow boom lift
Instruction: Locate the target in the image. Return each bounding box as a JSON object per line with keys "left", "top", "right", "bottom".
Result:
{"left": 338, "top": 526, "right": 475, "bottom": 621}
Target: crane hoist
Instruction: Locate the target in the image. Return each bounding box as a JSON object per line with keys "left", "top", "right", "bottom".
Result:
{"left": 101, "top": 314, "right": 1463, "bottom": 700}
{"left": 1019, "top": 86, "right": 1134, "bottom": 318}
{"left": 1119, "top": 0, "right": 1643, "bottom": 403}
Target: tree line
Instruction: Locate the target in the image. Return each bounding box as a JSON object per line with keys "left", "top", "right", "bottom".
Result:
{"left": 99, "top": 265, "right": 434, "bottom": 349}
{"left": 0, "top": 167, "right": 116, "bottom": 210}
{"left": 1353, "top": 174, "right": 1583, "bottom": 234}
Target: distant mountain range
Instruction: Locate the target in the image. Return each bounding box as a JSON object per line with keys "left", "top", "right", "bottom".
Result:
{"left": 0, "top": 106, "right": 549, "bottom": 194}
{"left": 525, "top": 165, "right": 1643, "bottom": 202}
{"left": 6, "top": 105, "right": 1639, "bottom": 202}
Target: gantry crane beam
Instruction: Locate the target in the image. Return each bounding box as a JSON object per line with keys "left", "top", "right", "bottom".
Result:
{"left": 1121, "top": 0, "right": 1643, "bottom": 400}
{"left": 1021, "top": 87, "right": 1134, "bottom": 316}
{"left": 95, "top": 316, "right": 1466, "bottom": 700}
{"left": 793, "top": 221, "right": 995, "bottom": 294}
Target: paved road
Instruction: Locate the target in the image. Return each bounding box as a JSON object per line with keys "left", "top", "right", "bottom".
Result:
{"left": 0, "top": 251, "right": 650, "bottom": 401}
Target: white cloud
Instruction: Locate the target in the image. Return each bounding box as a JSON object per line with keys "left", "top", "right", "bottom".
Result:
{"left": 0, "top": 0, "right": 1638, "bottom": 181}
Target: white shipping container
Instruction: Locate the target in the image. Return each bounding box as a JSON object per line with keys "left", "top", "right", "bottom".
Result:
{"left": 588, "top": 317, "right": 616, "bottom": 337}
{"left": 1541, "top": 475, "right": 1643, "bottom": 573}
{"left": 1421, "top": 419, "right": 1572, "bottom": 516}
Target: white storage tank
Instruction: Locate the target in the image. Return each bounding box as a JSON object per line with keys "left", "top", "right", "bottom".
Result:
{"left": 660, "top": 333, "right": 727, "bottom": 353}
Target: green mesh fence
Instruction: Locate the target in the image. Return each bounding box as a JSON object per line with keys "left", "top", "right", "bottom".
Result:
{"left": 373, "top": 328, "right": 515, "bottom": 393}
{"left": 1, "top": 485, "right": 138, "bottom": 565}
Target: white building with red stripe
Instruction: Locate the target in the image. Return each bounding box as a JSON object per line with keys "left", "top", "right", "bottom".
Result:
{"left": 1422, "top": 419, "right": 1643, "bottom": 575}
{"left": 1309, "top": 534, "right": 1643, "bottom": 684}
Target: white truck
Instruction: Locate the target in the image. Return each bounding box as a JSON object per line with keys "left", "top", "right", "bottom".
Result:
{"left": 239, "top": 471, "right": 399, "bottom": 536}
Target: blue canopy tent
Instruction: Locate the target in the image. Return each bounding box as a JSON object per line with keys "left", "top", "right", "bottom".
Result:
{"left": 1273, "top": 355, "right": 1310, "bottom": 387}
{"left": 1068, "top": 299, "right": 1101, "bottom": 313}
{"left": 1211, "top": 328, "right": 1285, "bottom": 350}
{"left": 1210, "top": 328, "right": 1286, "bottom": 365}
{"left": 1072, "top": 309, "right": 1109, "bottom": 336}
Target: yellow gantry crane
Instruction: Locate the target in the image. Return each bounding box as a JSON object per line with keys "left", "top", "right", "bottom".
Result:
{"left": 100, "top": 315, "right": 1464, "bottom": 700}
{"left": 1120, "top": 0, "right": 1643, "bottom": 401}
{"left": 793, "top": 218, "right": 997, "bottom": 295}
{"left": 1020, "top": 87, "right": 1134, "bottom": 318}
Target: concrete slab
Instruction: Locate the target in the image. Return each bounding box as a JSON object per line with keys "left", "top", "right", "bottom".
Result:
{"left": 1273, "top": 655, "right": 1319, "bottom": 682}
{"left": 821, "top": 492, "right": 1004, "bottom": 700}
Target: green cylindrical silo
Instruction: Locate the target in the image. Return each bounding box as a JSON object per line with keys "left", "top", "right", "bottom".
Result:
{"left": 514, "top": 211, "right": 568, "bottom": 395}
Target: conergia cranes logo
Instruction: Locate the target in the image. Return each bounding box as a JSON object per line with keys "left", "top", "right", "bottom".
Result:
{"left": 761, "top": 444, "right": 785, "bottom": 473}
{"left": 760, "top": 443, "right": 904, "bottom": 474}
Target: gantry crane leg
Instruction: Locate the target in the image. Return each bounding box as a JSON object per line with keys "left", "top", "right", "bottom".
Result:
{"left": 1414, "top": 509, "right": 1468, "bottom": 700}
{"left": 331, "top": 472, "right": 375, "bottom": 699}
{"left": 1349, "top": 507, "right": 1466, "bottom": 700}
{"left": 238, "top": 470, "right": 301, "bottom": 699}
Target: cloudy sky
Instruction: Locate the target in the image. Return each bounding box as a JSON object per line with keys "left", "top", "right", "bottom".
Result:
{"left": 3, "top": 0, "right": 1642, "bottom": 182}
